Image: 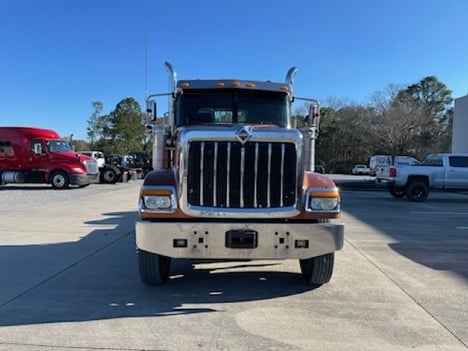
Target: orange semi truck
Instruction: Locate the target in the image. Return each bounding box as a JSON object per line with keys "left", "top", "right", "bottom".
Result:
{"left": 136, "top": 63, "right": 344, "bottom": 286}
{"left": 0, "top": 127, "right": 99, "bottom": 189}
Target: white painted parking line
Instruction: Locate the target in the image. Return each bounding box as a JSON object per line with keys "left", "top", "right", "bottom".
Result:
{"left": 411, "top": 211, "right": 468, "bottom": 216}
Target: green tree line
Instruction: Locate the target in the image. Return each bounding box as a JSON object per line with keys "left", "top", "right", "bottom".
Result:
{"left": 74, "top": 76, "right": 453, "bottom": 173}
{"left": 296, "top": 75, "right": 453, "bottom": 172}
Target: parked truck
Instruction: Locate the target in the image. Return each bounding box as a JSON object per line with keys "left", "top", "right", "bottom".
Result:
{"left": 135, "top": 62, "right": 344, "bottom": 286}
{"left": 369, "top": 155, "right": 390, "bottom": 176}
{"left": 0, "top": 127, "right": 99, "bottom": 189}
{"left": 127, "top": 151, "right": 153, "bottom": 178}
{"left": 381, "top": 153, "right": 468, "bottom": 201}
{"left": 105, "top": 154, "right": 137, "bottom": 181}
{"left": 375, "top": 155, "right": 419, "bottom": 183}
{"left": 78, "top": 150, "right": 124, "bottom": 184}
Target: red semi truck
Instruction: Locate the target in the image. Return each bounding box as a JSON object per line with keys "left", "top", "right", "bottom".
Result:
{"left": 0, "top": 127, "right": 99, "bottom": 189}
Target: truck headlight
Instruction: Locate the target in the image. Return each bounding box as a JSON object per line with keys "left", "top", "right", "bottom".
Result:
{"left": 305, "top": 188, "right": 340, "bottom": 213}
{"left": 143, "top": 195, "right": 172, "bottom": 210}
{"left": 139, "top": 186, "right": 177, "bottom": 213}
{"left": 309, "top": 197, "right": 339, "bottom": 211}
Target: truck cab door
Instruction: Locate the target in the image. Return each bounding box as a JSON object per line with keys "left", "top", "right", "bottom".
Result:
{"left": 29, "top": 139, "right": 49, "bottom": 169}
{"left": 446, "top": 156, "right": 468, "bottom": 188}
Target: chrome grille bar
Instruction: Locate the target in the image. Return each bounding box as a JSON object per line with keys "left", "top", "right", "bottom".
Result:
{"left": 280, "top": 143, "right": 285, "bottom": 207}
{"left": 267, "top": 143, "right": 272, "bottom": 208}
{"left": 213, "top": 142, "right": 218, "bottom": 207}
{"left": 226, "top": 142, "right": 231, "bottom": 207}
{"left": 200, "top": 142, "right": 204, "bottom": 206}
{"left": 240, "top": 146, "right": 245, "bottom": 208}
{"left": 254, "top": 143, "right": 259, "bottom": 208}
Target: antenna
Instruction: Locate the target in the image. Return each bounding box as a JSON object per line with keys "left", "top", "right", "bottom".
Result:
{"left": 144, "top": 30, "right": 148, "bottom": 99}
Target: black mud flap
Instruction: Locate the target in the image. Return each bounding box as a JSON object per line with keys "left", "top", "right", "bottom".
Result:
{"left": 225, "top": 230, "right": 258, "bottom": 249}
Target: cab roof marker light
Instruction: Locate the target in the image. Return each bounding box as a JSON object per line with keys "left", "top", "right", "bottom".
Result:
{"left": 246, "top": 83, "right": 256, "bottom": 88}
{"left": 232, "top": 81, "right": 241, "bottom": 87}
{"left": 181, "top": 82, "right": 190, "bottom": 88}
{"left": 281, "top": 85, "right": 290, "bottom": 91}
{"left": 216, "top": 82, "right": 225, "bottom": 87}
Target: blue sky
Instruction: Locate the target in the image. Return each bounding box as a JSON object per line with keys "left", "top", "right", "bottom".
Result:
{"left": 1, "top": 0, "right": 467, "bottom": 140}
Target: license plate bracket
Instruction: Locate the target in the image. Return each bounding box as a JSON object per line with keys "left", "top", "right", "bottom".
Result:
{"left": 225, "top": 230, "right": 258, "bottom": 249}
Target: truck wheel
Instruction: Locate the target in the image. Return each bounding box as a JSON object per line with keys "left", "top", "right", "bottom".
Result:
{"left": 50, "top": 171, "right": 69, "bottom": 189}
{"left": 299, "top": 253, "right": 334, "bottom": 285}
{"left": 101, "top": 167, "right": 118, "bottom": 184}
{"left": 389, "top": 185, "right": 405, "bottom": 198}
{"left": 138, "top": 249, "right": 171, "bottom": 285}
{"left": 406, "top": 181, "right": 429, "bottom": 202}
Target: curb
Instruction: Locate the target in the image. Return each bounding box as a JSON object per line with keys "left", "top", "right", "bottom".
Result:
{"left": 334, "top": 180, "right": 387, "bottom": 191}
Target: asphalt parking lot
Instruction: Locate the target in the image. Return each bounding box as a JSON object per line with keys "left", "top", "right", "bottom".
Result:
{"left": 0, "top": 178, "right": 467, "bottom": 350}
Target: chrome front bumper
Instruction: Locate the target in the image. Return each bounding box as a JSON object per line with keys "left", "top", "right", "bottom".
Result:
{"left": 69, "top": 172, "right": 99, "bottom": 186}
{"left": 135, "top": 220, "right": 344, "bottom": 260}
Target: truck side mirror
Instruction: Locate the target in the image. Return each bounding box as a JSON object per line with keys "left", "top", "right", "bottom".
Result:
{"left": 146, "top": 125, "right": 153, "bottom": 134}
{"left": 308, "top": 104, "right": 320, "bottom": 130}
{"left": 33, "top": 143, "right": 43, "bottom": 154}
{"left": 146, "top": 100, "right": 157, "bottom": 121}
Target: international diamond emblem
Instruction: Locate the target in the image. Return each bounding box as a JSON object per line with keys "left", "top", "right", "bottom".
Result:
{"left": 236, "top": 126, "right": 252, "bottom": 145}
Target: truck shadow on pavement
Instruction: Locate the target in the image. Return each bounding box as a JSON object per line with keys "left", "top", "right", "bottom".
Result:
{"left": 0, "top": 185, "right": 53, "bottom": 190}
{"left": 0, "top": 210, "right": 314, "bottom": 327}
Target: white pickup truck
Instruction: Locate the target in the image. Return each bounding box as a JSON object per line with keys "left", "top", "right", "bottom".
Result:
{"left": 381, "top": 153, "right": 468, "bottom": 201}
{"left": 375, "top": 156, "right": 419, "bottom": 183}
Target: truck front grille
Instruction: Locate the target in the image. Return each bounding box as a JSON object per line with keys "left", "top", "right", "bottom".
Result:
{"left": 187, "top": 141, "right": 297, "bottom": 209}
{"left": 84, "top": 160, "right": 98, "bottom": 175}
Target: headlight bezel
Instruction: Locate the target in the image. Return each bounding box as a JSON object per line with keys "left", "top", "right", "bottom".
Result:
{"left": 139, "top": 185, "right": 177, "bottom": 213}
{"left": 305, "top": 187, "right": 341, "bottom": 214}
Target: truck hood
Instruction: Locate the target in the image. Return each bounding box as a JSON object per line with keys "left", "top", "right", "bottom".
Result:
{"left": 50, "top": 151, "right": 94, "bottom": 162}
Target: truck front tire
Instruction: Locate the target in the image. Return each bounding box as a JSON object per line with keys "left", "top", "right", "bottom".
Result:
{"left": 138, "top": 249, "right": 171, "bottom": 286}
{"left": 299, "top": 253, "right": 335, "bottom": 285}
{"left": 406, "top": 181, "right": 429, "bottom": 202}
{"left": 100, "top": 167, "right": 118, "bottom": 184}
{"left": 50, "top": 171, "right": 69, "bottom": 189}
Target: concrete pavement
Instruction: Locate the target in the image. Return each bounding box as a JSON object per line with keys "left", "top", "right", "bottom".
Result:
{"left": 0, "top": 180, "right": 467, "bottom": 350}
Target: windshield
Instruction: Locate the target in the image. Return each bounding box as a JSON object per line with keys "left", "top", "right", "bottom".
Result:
{"left": 46, "top": 140, "right": 72, "bottom": 152}
{"left": 421, "top": 154, "right": 443, "bottom": 166}
{"left": 175, "top": 89, "right": 290, "bottom": 127}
